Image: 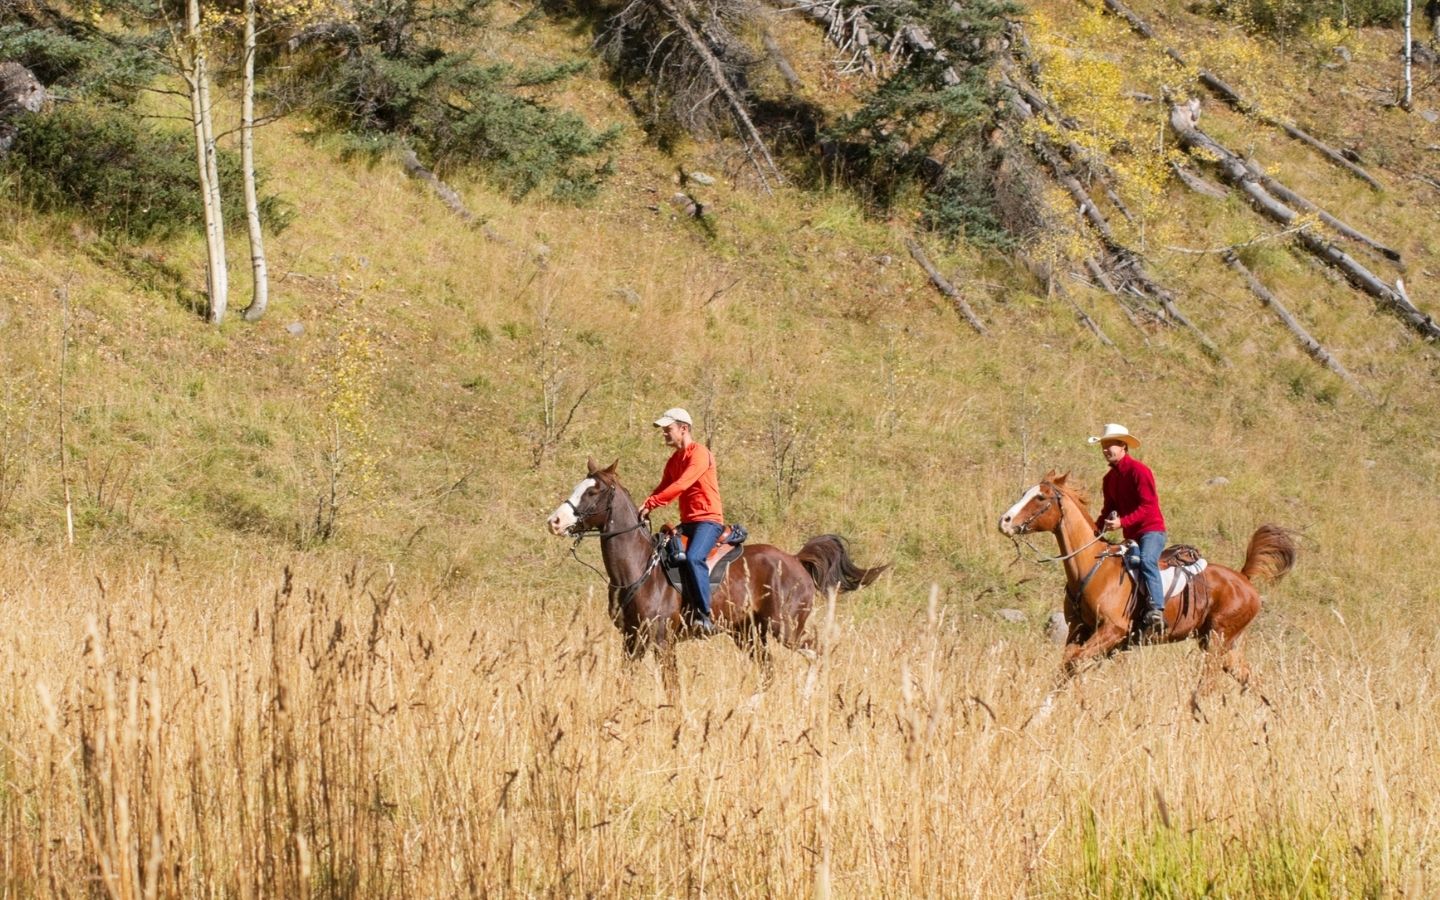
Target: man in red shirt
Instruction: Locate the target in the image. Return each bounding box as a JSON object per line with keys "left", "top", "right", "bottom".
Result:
{"left": 1090, "top": 423, "right": 1168, "bottom": 634}
{"left": 640, "top": 408, "right": 724, "bottom": 633}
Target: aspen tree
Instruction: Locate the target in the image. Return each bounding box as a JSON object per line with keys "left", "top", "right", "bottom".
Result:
{"left": 239, "top": 0, "right": 268, "bottom": 322}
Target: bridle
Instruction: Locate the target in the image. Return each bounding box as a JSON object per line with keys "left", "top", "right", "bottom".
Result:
{"left": 564, "top": 482, "right": 659, "bottom": 605}
{"left": 1009, "top": 481, "right": 1130, "bottom": 609}
{"left": 1010, "top": 482, "right": 1113, "bottom": 564}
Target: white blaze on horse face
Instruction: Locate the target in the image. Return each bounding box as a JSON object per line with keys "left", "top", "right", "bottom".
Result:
{"left": 548, "top": 477, "right": 595, "bottom": 535}
{"left": 998, "top": 485, "right": 1042, "bottom": 535}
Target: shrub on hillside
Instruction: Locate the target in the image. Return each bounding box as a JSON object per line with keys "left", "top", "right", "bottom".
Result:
{"left": 4, "top": 106, "right": 288, "bottom": 240}
{"left": 824, "top": 0, "right": 1028, "bottom": 249}
{"left": 0, "top": 23, "right": 156, "bottom": 103}
{"left": 321, "top": 52, "right": 619, "bottom": 201}
{"left": 277, "top": 0, "right": 619, "bottom": 203}
{"left": 1202, "top": 0, "right": 1406, "bottom": 37}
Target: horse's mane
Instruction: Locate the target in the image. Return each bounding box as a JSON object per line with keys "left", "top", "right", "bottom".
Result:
{"left": 1043, "top": 470, "right": 1091, "bottom": 512}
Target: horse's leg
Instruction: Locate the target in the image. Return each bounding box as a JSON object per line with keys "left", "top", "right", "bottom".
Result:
{"left": 622, "top": 625, "right": 648, "bottom": 662}
{"left": 1219, "top": 632, "right": 1251, "bottom": 687}
{"left": 1062, "top": 621, "right": 1130, "bottom": 677}
{"left": 736, "top": 620, "right": 774, "bottom": 689}
{"left": 650, "top": 623, "right": 683, "bottom": 705}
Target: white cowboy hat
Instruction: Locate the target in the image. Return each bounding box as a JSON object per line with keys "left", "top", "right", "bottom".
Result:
{"left": 653, "top": 407, "right": 693, "bottom": 427}
{"left": 1087, "top": 423, "right": 1140, "bottom": 449}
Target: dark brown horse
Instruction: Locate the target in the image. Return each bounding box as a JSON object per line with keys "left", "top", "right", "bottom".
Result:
{"left": 547, "top": 458, "right": 885, "bottom": 686}
{"left": 998, "top": 472, "right": 1296, "bottom": 684}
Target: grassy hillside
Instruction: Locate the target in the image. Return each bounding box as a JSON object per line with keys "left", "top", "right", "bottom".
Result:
{"left": 1, "top": 0, "right": 1439, "bottom": 891}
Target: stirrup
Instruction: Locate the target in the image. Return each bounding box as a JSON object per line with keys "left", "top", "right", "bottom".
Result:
{"left": 1141, "top": 608, "right": 1166, "bottom": 636}
{"left": 686, "top": 615, "right": 719, "bottom": 637}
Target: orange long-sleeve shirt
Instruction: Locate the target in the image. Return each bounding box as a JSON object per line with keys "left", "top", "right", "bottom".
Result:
{"left": 641, "top": 443, "right": 724, "bottom": 524}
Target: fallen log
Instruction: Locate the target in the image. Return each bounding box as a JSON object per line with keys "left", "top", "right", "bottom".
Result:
{"left": 1171, "top": 163, "right": 1228, "bottom": 199}
{"left": 661, "top": 0, "right": 784, "bottom": 191}
{"left": 761, "top": 27, "right": 803, "bottom": 91}
{"left": 905, "top": 237, "right": 986, "bottom": 334}
{"left": 399, "top": 145, "right": 506, "bottom": 243}
{"left": 1084, "top": 256, "right": 1151, "bottom": 341}
{"left": 1051, "top": 269, "right": 1116, "bottom": 347}
{"left": 1170, "top": 99, "right": 1439, "bottom": 340}
{"left": 1100, "top": 0, "right": 1385, "bottom": 191}
{"left": 1221, "top": 250, "right": 1375, "bottom": 401}
{"left": 1001, "top": 70, "right": 1222, "bottom": 358}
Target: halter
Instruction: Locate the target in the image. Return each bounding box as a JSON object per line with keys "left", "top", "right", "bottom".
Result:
{"left": 564, "top": 482, "right": 659, "bottom": 607}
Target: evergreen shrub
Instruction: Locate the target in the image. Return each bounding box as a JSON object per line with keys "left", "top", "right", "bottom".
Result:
{"left": 4, "top": 106, "right": 288, "bottom": 240}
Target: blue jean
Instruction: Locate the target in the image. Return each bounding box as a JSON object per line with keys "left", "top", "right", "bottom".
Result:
{"left": 1128, "top": 531, "right": 1167, "bottom": 615}
{"left": 680, "top": 521, "right": 724, "bottom": 619}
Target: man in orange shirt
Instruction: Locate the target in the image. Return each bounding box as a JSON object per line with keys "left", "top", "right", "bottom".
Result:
{"left": 640, "top": 407, "right": 724, "bottom": 634}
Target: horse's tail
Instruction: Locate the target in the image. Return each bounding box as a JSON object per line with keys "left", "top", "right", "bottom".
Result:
{"left": 1239, "top": 524, "right": 1297, "bottom": 585}
{"left": 796, "top": 534, "right": 887, "bottom": 596}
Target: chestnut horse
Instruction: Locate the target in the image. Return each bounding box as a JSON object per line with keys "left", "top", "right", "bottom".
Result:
{"left": 547, "top": 458, "right": 886, "bottom": 688}
{"left": 998, "top": 472, "right": 1296, "bottom": 683}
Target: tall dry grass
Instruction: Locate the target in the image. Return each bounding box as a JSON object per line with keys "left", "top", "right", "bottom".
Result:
{"left": 1, "top": 550, "right": 1436, "bottom": 896}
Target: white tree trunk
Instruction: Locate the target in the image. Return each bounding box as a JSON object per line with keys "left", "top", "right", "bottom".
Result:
{"left": 186, "top": 0, "right": 228, "bottom": 324}
{"left": 240, "top": 0, "right": 269, "bottom": 323}
{"left": 1405, "top": 0, "right": 1415, "bottom": 111}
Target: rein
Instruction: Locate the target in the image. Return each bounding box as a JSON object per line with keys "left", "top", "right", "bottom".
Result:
{"left": 565, "top": 491, "right": 659, "bottom": 606}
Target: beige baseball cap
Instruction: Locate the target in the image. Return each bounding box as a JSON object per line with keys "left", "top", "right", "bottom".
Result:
{"left": 653, "top": 407, "right": 693, "bottom": 427}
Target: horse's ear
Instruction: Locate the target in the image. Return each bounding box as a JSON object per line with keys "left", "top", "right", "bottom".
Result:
{"left": 586, "top": 456, "right": 599, "bottom": 475}
{"left": 1054, "top": 471, "right": 1070, "bottom": 486}
{"left": 603, "top": 458, "right": 619, "bottom": 475}
{"left": 1042, "top": 468, "right": 1060, "bottom": 483}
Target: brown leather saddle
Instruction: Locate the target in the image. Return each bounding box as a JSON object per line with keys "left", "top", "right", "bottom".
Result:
{"left": 659, "top": 524, "right": 748, "bottom": 591}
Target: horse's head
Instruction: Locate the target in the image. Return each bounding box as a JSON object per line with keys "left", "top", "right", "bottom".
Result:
{"left": 998, "top": 471, "right": 1076, "bottom": 536}
{"left": 547, "top": 457, "right": 621, "bottom": 536}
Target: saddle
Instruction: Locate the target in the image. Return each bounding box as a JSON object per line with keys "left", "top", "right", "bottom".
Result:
{"left": 659, "top": 524, "right": 748, "bottom": 592}
{"left": 1123, "top": 541, "right": 1211, "bottom": 634}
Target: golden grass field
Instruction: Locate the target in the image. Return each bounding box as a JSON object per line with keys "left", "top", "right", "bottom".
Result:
{"left": 3, "top": 0, "right": 1440, "bottom": 894}
{"left": 0, "top": 539, "right": 1436, "bottom": 897}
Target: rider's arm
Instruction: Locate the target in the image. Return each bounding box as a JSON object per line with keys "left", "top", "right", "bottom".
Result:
{"left": 640, "top": 448, "right": 709, "bottom": 513}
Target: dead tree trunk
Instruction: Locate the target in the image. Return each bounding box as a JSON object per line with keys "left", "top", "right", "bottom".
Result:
{"left": 658, "top": 0, "right": 783, "bottom": 191}
{"left": 1084, "top": 256, "right": 1150, "bottom": 341}
{"left": 0, "top": 62, "right": 47, "bottom": 156}
{"left": 904, "top": 237, "right": 986, "bottom": 334}
{"left": 1100, "top": 0, "right": 1385, "bottom": 191}
{"left": 1050, "top": 270, "right": 1115, "bottom": 347}
{"left": 1221, "top": 251, "right": 1375, "bottom": 401}
{"left": 1170, "top": 99, "right": 1440, "bottom": 341}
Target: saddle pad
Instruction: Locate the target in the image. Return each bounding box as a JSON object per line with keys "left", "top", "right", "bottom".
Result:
{"left": 1159, "top": 558, "right": 1207, "bottom": 600}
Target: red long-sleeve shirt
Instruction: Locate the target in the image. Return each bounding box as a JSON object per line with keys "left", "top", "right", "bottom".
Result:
{"left": 641, "top": 443, "right": 724, "bottom": 524}
{"left": 1098, "top": 453, "right": 1166, "bottom": 539}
